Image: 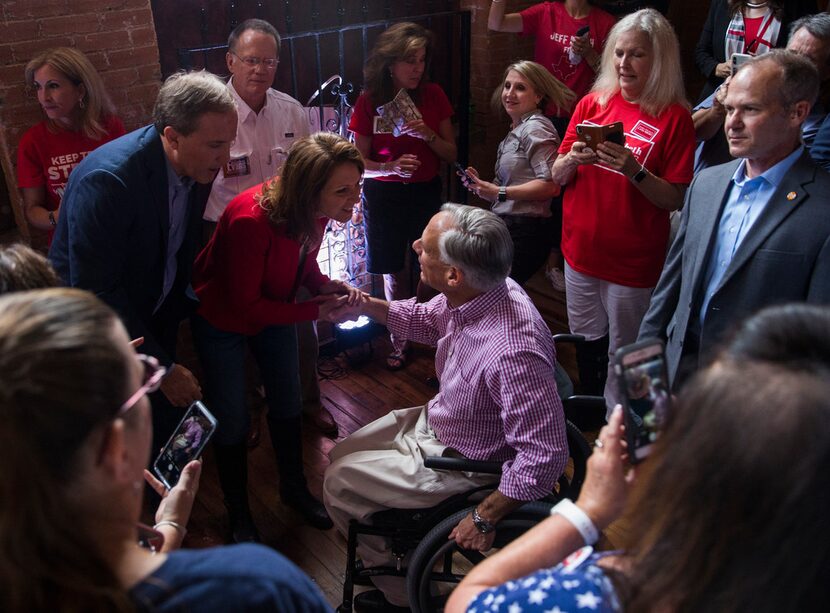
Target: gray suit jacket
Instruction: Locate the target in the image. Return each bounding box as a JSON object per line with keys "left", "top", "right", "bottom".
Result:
{"left": 639, "top": 151, "right": 830, "bottom": 384}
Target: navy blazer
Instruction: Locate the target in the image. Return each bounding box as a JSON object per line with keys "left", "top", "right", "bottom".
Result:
{"left": 49, "top": 125, "right": 210, "bottom": 366}
{"left": 639, "top": 151, "right": 830, "bottom": 384}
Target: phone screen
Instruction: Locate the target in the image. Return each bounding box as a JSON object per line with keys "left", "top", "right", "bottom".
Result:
{"left": 615, "top": 340, "right": 670, "bottom": 462}
{"left": 454, "top": 162, "right": 474, "bottom": 185}
{"left": 153, "top": 401, "right": 217, "bottom": 489}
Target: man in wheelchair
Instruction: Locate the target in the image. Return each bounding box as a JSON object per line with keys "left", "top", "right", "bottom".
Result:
{"left": 323, "top": 204, "right": 568, "bottom": 612}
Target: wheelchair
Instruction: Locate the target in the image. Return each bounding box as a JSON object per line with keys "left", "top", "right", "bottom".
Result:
{"left": 336, "top": 335, "right": 604, "bottom": 613}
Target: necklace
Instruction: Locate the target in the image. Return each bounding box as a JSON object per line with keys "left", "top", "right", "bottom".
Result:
{"left": 745, "top": 1, "right": 768, "bottom": 8}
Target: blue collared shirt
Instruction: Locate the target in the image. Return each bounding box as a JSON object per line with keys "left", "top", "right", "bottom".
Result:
{"left": 699, "top": 146, "right": 804, "bottom": 327}
{"left": 155, "top": 158, "right": 193, "bottom": 313}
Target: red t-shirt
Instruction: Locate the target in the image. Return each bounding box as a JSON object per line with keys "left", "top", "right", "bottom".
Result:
{"left": 521, "top": 2, "right": 617, "bottom": 117}
{"left": 558, "top": 92, "right": 695, "bottom": 287}
{"left": 348, "top": 82, "right": 453, "bottom": 183}
{"left": 193, "top": 184, "right": 330, "bottom": 336}
{"left": 16, "top": 115, "right": 126, "bottom": 210}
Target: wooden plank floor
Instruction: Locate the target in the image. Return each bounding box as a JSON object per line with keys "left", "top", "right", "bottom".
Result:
{"left": 158, "top": 269, "right": 587, "bottom": 609}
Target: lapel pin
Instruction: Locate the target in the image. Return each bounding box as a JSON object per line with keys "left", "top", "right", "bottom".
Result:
{"left": 787, "top": 191, "right": 797, "bottom": 201}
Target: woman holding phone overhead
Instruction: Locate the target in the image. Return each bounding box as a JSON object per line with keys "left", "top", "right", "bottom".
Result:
{"left": 0, "top": 289, "right": 330, "bottom": 612}
{"left": 460, "top": 61, "right": 574, "bottom": 284}
{"left": 349, "top": 21, "right": 457, "bottom": 370}
{"left": 191, "top": 132, "right": 364, "bottom": 542}
{"left": 551, "top": 9, "right": 694, "bottom": 412}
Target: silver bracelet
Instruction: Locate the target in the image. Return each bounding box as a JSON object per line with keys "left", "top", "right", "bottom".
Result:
{"left": 379, "top": 162, "right": 388, "bottom": 173}
{"left": 550, "top": 499, "right": 599, "bottom": 545}
{"left": 154, "top": 520, "right": 187, "bottom": 539}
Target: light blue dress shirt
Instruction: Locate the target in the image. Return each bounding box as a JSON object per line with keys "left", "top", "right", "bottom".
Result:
{"left": 699, "top": 146, "right": 804, "bottom": 327}
{"left": 155, "top": 158, "right": 193, "bottom": 313}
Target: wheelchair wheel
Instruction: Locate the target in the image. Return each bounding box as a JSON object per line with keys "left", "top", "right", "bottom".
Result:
{"left": 406, "top": 501, "right": 553, "bottom": 613}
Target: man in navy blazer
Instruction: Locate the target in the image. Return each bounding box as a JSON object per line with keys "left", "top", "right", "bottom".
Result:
{"left": 49, "top": 71, "right": 237, "bottom": 438}
{"left": 640, "top": 51, "right": 830, "bottom": 387}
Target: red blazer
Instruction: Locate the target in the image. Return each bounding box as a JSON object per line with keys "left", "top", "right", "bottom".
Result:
{"left": 193, "top": 184, "right": 329, "bottom": 335}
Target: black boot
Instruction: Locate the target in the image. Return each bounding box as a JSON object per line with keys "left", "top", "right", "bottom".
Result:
{"left": 269, "top": 415, "right": 333, "bottom": 530}
{"left": 213, "top": 442, "right": 260, "bottom": 543}
{"left": 575, "top": 335, "right": 609, "bottom": 397}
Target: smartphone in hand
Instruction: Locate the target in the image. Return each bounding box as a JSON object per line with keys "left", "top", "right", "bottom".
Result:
{"left": 153, "top": 401, "right": 218, "bottom": 490}
{"left": 454, "top": 162, "right": 475, "bottom": 186}
{"left": 576, "top": 122, "right": 625, "bottom": 151}
{"left": 614, "top": 339, "right": 671, "bottom": 463}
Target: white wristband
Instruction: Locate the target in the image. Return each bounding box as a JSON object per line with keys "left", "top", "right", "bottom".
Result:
{"left": 550, "top": 499, "right": 599, "bottom": 545}
{"left": 154, "top": 520, "right": 187, "bottom": 539}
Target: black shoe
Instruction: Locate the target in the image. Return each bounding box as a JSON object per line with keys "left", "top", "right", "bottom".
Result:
{"left": 353, "top": 589, "right": 410, "bottom": 613}
{"left": 282, "top": 486, "right": 334, "bottom": 530}
{"left": 228, "top": 506, "right": 260, "bottom": 543}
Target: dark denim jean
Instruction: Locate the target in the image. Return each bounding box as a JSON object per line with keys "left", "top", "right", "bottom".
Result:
{"left": 191, "top": 314, "right": 303, "bottom": 446}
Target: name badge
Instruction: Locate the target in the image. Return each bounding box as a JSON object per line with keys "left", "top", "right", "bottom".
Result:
{"left": 223, "top": 155, "right": 251, "bottom": 178}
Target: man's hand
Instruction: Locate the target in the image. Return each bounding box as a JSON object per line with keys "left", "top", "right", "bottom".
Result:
{"left": 160, "top": 364, "right": 202, "bottom": 407}
{"left": 449, "top": 513, "right": 497, "bottom": 551}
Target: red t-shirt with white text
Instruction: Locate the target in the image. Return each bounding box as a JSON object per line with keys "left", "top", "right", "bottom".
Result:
{"left": 521, "top": 2, "right": 616, "bottom": 116}
{"left": 558, "top": 92, "right": 695, "bottom": 287}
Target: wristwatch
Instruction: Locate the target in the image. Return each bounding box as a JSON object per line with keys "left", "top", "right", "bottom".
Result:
{"left": 472, "top": 507, "right": 496, "bottom": 534}
{"left": 631, "top": 165, "right": 648, "bottom": 183}
{"left": 498, "top": 185, "right": 507, "bottom": 202}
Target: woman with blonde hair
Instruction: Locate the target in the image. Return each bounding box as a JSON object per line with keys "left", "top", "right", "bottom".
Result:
{"left": 461, "top": 60, "right": 574, "bottom": 284}
{"left": 349, "top": 21, "right": 457, "bottom": 370}
{"left": 0, "top": 289, "right": 329, "bottom": 612}
{"left": 551, "top": 9, "right": 695, "bottom": 409}
{"left": 17, "top": 47, "right": 125, "bottom": 240}
{"left": 191, "top": 132, "right": 364, "bottom": 542}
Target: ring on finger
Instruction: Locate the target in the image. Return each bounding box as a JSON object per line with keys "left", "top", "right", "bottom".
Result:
{"left": 594, "top": 439, "right": 604, "bottom": 449}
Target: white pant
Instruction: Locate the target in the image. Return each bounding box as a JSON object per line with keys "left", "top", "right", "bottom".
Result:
{"left": 564, "top": 263, "right": 653, "bottom": 416}
{"left": 323, "top": 406, "right": 493, "bottom": 606}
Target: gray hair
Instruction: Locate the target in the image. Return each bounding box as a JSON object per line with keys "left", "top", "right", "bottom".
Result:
{"left": 228, "top": 18, "right": 281, "bottom": 52}
{"left": 738, "top": 50, "right": 820, "bottom": 109}
{"left": 790, "top": 12, "right": 830, "bottom": 48}
{"left": 438, "top": 203, "right": 513, "bottom": 292}
{"left": 152, "top": 70, "right": 236, "bottom": 135}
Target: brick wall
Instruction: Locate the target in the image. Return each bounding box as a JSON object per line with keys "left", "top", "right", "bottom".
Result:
{"left": 0, "top": 0, "right": 162, "bottom": 243}
{"left": 460, "top": 0, "right": 536, "bottom": 194}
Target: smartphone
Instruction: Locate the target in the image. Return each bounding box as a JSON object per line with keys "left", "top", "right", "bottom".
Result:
{"left": 153, "top": 401, "right": 218, "bottom": 490}
{"left": 575, "top": 122, "right": 625, "bottom": 152}
{"left": 575, "top": 25, "right": 590, "bottom": 37}
{"left": 454, "top": 162, "right": 474, "bottom": 186}
{"left": 613, "top": 339, "right": 671, "bottom": 463}
{"left": 731, "top": 52, "right": 752, "bottom": 75}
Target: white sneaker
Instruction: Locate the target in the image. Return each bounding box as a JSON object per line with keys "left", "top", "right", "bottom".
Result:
{"left": 545, "top": 266, "right": 566, "bottom": 293}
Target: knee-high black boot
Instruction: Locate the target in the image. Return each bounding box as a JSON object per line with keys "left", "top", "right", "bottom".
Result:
{"left": 575, "top": 335, "right": 610, "bottom": 397}
{"left": 213, "top": 442, "right": 260, "bottom": 543}
{"left": 268, "top": 415, "right": 333, "bottom": 530}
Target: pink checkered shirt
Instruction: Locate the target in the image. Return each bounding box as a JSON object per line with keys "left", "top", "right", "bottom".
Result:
{"left": 387, "top": 278, "right": 567, "bottom": 500}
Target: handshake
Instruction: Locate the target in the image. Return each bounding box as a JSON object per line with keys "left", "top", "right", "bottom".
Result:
{"left": 312, "top": 279, "right": 374, "bottom": 324}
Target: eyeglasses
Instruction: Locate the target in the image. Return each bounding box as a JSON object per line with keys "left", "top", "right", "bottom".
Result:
{"left": 118, "top": 354, "right": 167, "bottom": 416}
{"left": 230, "top": 52, "right": 279, "bottom": 69}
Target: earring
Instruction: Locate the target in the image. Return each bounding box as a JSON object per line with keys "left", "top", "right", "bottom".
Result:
{"left": 79, "top": 97, "right": 86, "bottom": 109}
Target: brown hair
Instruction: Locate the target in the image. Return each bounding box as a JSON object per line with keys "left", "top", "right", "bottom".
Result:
{"left": 0, "top": 243, "right": 60, "bottom": 294}
{"left": 363, "top": 21, "right": 433, "bottom": 107}
{"left": 489, "top": 60, "right": 576, "bottom": 116}
{"left": 0, "top": 288, "right": 133, "bottom": 612}
{"left": 258, "top": 132, "right": 364, "bottom": 242}
{"left": 25, "top": 47, "right": 117, "bottom": 140}
{"left": 616, "top": 357, "right": 830, "bottom": 611}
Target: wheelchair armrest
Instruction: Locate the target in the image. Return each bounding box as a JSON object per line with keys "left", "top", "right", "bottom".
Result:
{"left": 564, "top": 395, "right": 607, "bottom": 411}
{"left": 424, "top": 456, "right": 503, "bottom": 474}
{"left": 552, "top": 333, "right": 587, "bottom": 345}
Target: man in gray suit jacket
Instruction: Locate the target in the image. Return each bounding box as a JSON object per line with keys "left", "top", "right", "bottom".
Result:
{"left": 640, "top": 51, "right": 830, "bottom": 386}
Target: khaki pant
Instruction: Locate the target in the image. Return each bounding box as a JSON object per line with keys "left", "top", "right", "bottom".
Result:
{"left": 323, "top": 406, "right": 493, "bottom": 606}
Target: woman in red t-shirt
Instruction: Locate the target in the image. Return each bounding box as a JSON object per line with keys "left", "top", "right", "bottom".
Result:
{"left": 17, "top": 48, "right": 125, "bottom": 240}
{"left": 349, "top": 22, "right": 457, "bottom": 370}
{"left": 551, "top": 9, "right": 694, "bottom": 413}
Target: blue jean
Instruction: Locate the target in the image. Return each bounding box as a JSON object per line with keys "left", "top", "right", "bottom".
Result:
{"left": 191, "top": 315, "right": 303, "bottom": 446}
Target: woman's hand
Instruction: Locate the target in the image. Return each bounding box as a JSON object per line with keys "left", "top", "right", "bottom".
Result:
{"left": 318, "top": 279, "right": 365, "bottom": 306}
{"left": 315, "top": 294, "right": 349, "bottom": 321}
{"left": 399, "top": 119, "right": 436, "bottom": 142}
{"left": 391, "top": 154, "right": 420, "bottom": 178}
{"left": 596, "top": 141, "right": 638, "bottom": 178}
{"left": 466, "top": 169, "right": 500, "bottom": 202}
{"left": 144, "top": 460, "right": 202, "bottom": 551}
{"left": 568, "top": 141, "right": 599, "bottom": 167}
{"left": 571, "top": 32, "right": 592, "bottom": 57}
{"left": 715, "top": 61, "right": 731, "bottom": 79}
{"left": 575, "top": 406, "right": 635, "bottom": 530}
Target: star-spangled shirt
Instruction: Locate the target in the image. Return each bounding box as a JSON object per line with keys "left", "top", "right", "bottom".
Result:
{"left": 466, "top": 547, "right": 620, "bottom": 613}
{"left": 386, "top": 278, "right": 567, "bottom": 501}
